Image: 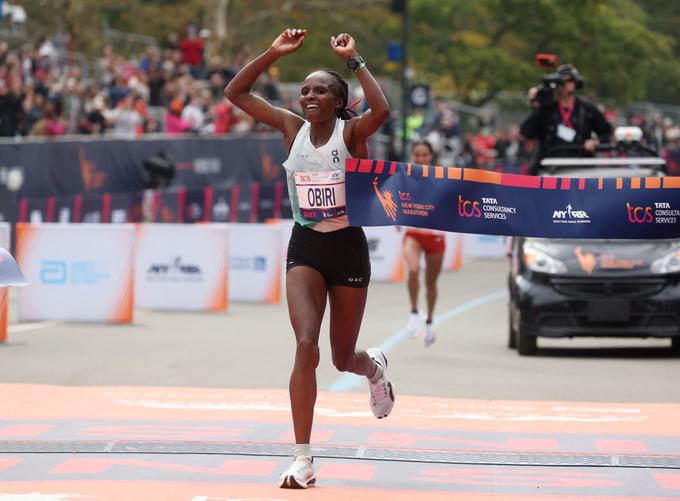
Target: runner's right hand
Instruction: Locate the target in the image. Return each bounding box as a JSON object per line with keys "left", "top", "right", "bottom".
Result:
{"left": 270, "top": 29, "right": 306, "bottom": 57}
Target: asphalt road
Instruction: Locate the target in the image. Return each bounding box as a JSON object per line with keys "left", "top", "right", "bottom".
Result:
{"left": 1, "top": 259, "right": 677, "bottom": 403}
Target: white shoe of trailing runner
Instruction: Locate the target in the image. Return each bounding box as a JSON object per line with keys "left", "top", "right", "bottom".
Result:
{"left": 366, "top": 348, "right": 395, "bottom": 419}
{"left": 278, "top": 455, "right": 316, "bottom": 489}
{"left": 424, "top": 322, "right": 436, "bottom": 347}
{"left": 405, "top": 311, "right": 424, "bottom": 338}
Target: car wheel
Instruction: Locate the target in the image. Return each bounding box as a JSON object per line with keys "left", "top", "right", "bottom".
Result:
{"left": 517, "top": 322, "right": 538, "bottom": 356}
{"left": 508, "top": 306, "right": 517, "bottom": 349}
{"left": 672, "top": 337, "right": 680, "bottom": 355}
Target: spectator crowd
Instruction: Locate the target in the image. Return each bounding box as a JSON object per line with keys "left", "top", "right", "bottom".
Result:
{"left": 1, "top": 25, "right": 679, "bottom": 175}
{"left": 0, "top": 24, "right": 280, "bottom": 139}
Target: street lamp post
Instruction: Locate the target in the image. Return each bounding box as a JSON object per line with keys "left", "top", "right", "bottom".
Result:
{"left": 400, "top": 0, "right": 409, "bottom": 161}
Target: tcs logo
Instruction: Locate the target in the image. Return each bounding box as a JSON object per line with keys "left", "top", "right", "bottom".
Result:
{"left": 458, "top": 195, "right": 481, "bottom": 218}
{"left": 626, "top": 203, "right": 653, "bottom": 223}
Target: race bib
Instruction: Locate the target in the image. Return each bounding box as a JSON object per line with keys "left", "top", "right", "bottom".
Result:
{"left": 557, "top": 123, "right": 577, "bottom": 142}
{"left": 294, "top": 171, "right": 347, "bottom": 220}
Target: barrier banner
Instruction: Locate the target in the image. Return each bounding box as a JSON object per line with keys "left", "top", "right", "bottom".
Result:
{"left": 105, "top": 192, "right": 138, "bottom": 223}
{"left": 345, "top": 159, "right": 680, "bottom": 239}
{"left": 256, "top": 181, "right": 284, "bottom": 222}
{"left": 135, "top": 224, "right": 229, "bottom": 312}
{"left": 206, "top": 186, "right": 234, "bottom": 222}
{"left": 183, "top": 188, "right": 206, "bottom": 223}
{"left": 19, "top": 197, "right": 48, "bottom": 223}
{"left": 227, "top": 223, "right": 282, "bottom": 303}
{"left": 364, "top": 226, "right": 404, "bottom": 282}
{"left": 269, "top": 219, "right": 295, "bottom": 300}
{"left": 156, "top": 188, "right": 182, "bottom": 223}
{"left": 16, "top": 223, "right": 135, "bottom": 323}
{"left": 0, "top": 135, "right": 287, "bottom": 199}
{"left": 0, "top": 223, "right": 10, "bottom": 342}
{"left": 80, "top": 193, "right": 104, "bottom": 223}
{"left": 0, "top": 189, "right": 18, "bottom": 225}
{"left": 53, "top": 195, "right": 76, "bottom": 223}
{"left": 443, "top": 233, "right": 464, "bottom": 271}
{"left": 463, "top": 234, "right": 508, "bottom": 260}
{"left": 235, "top": 184, "right": 256, "bottom": 223}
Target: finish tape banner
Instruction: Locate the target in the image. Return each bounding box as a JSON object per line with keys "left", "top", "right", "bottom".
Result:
{"left": 345, "top": 159, "right": 680, "bottom": 239}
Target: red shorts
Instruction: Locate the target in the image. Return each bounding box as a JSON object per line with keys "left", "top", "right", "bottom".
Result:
{"left": 404, "top": 229, "right": 446, "bottom": 255}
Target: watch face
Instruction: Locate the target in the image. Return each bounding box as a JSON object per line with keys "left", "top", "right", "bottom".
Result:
{"left": 347, "top": 56, "right": 364, "bottom": 71}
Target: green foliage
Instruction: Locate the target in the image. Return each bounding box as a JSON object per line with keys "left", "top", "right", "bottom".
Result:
{"left": 407, "top": 0, "right": 677, "bottom": 105}
{"left": 14, "top": 0, "right": 680, "bottom": 105}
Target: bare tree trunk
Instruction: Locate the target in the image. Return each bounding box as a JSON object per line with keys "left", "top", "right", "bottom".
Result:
{"left": 216, "top": 0, "right": 229, "bottom": 40}
{"left": 205, "top": 0, "right": 229, "bottom": 59}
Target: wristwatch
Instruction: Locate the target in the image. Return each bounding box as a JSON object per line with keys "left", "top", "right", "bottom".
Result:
{"left": 346, "top": 55, "right": 366, "bottom": 72}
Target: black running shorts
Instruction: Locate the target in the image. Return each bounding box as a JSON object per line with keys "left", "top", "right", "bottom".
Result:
{"left": 286, "top": 223, "right": 371, "bottom": 288}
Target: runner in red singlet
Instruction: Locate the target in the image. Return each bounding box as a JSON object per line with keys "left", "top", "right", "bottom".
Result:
{"left": 403, "top": 140, "right": 445, "bottom": 347}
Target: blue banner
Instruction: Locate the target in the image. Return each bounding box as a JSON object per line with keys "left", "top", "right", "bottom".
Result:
{"left": 0, "top": 135, "right": 287, "bottom": 199}
{"left": 0, "top": 135, "right": 290, "bottom": 225}
{"left": 345, "top": 158, "right": 680, "bottom": 239}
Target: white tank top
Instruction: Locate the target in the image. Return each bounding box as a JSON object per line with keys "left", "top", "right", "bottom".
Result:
{"left": 282, "top": 118, "right": 353, "bottom": 232}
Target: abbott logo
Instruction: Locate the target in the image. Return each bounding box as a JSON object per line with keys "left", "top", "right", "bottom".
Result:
{"left": 40, "top": 260, "right": 67, "bottom": 284}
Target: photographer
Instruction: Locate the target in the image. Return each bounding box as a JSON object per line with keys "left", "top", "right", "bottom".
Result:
{"left": 520, "top": 64, "right": 612, "bottom": 174}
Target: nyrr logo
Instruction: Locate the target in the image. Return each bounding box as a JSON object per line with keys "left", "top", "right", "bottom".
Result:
{"left": 552, "top": 204, "right": 590, "bottom": 224}
{"left": 147, "top": 257, "right": 203, "bottom": 282}
{"left": 458, "top": 196, "right": 481, "bottom": 218}
{"left": 626, "top": 203, "right": 653, "bottom": 223}
{"left": 553, "top": 204, "right": 589, "bottom": 220}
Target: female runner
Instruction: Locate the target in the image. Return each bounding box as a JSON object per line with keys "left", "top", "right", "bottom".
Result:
{"left": 225, "top": 28, "right": 394, "bottom": 489}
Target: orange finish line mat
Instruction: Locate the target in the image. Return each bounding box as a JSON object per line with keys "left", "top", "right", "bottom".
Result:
{"left": 0, "top": 384, "right": 679, "bottom": 500}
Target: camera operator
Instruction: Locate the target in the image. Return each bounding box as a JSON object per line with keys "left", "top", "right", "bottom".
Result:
{"left": 520, "top": 64, "right": 612, "bottom": 174}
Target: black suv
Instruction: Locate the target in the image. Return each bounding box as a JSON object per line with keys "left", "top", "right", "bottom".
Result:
{"left": 508, "top": 137, "right": 680, "bottom": 355}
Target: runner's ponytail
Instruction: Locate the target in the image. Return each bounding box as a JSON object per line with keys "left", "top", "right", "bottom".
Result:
{"left": 324, "top": 70, "right": 358, "bottom": 120}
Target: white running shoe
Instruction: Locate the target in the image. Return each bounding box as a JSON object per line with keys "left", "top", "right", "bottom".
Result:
{"left": 424, "top": 322, "right": 436, "bottom": 347}
{"left": 406, "top": 311, "right": 424, "bottom": 338}
{"left": 366, "top": 348, "right": 395, "bottom": 419}
{"left": 279, "top": 455, "right": 316, "bottom": 489}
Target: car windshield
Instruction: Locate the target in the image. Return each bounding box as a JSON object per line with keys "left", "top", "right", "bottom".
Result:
{"left": 541, "top": 166, "right": 662, "bottom": 179}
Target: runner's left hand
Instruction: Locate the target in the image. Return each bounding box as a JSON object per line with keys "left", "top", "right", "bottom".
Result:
{"left": 330, "top": 33, "right": 358, "bottom": 59}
